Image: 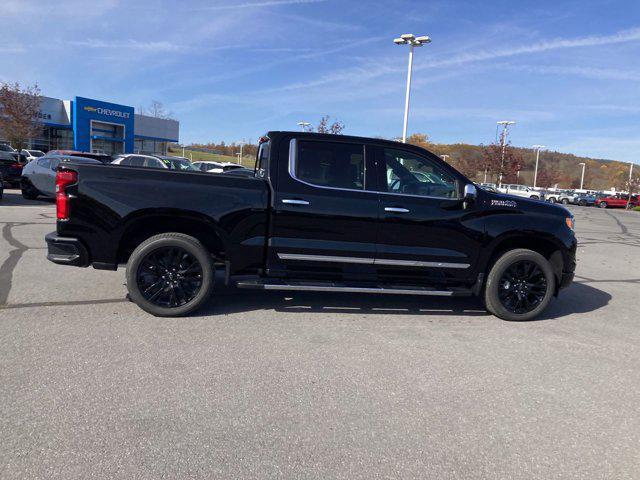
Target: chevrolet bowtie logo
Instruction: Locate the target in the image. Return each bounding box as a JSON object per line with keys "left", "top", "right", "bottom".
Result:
{"left": 84, "top": 106, "right": 98, "bottom": 112}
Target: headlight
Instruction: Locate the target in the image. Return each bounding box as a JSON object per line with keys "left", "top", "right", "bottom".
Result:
{"left": 565, "top": 217, "right": 575, "bottom": 231}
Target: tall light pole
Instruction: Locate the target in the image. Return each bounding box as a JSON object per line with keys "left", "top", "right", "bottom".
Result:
{"left": 441, "top": 154, "right": 450, "bottom": 163}
{"left": 497, "top": 121, "right": 516, "bottom": 187}
{"left": 297, "top": 121, "right": 311, "bottom": 132}
{"left": 394, "top": 33, "right": 431, "bottom": 143}
{"left": 578, "top": 162, "right": 586, "bottom": 190}
{"left": 532, "top": 144, "right": 546, "bottom": 189}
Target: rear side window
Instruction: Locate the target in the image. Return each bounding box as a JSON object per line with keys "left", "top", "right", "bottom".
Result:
{"left": 293, "top": 140, "right": 364, "bottom": 190}
{"left": 130, "top": 156, "right": 145, "bottom": 167}
{"left": 37, "top": 158, "right": 51, "bottom": 168}
{"left": 144, "top": 157, "right": 163, "bottom": 168}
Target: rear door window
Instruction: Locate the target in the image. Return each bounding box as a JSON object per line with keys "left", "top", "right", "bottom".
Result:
{"left": 293, "top": 140, "right": 365, "bottom": 190}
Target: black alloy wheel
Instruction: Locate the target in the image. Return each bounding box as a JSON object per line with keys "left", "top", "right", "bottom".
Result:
{"left": 599, "top": 202, "right": 607, "bottom": 208}
{"left": 126, "top": 232, "right": 215, "bottom": 316}
{"left": 497, "top": 260, "right": 548, "bottom": 315}
{"left": 137, "top": 246, "right": 203, "bottom": 308}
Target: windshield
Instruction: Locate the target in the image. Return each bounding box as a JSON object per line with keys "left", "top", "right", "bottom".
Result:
{"left": 29, "top": 150, "right": 45, "bottom": 157}
{"left": 0, "top": 144, "right": 15, "bottom": 152}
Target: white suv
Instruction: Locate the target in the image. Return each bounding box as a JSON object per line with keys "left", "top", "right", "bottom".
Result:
{"left": 498, "top": 184, "right": 544, "bottom": 200}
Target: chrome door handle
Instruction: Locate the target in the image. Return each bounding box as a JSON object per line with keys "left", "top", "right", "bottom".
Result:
{"left": 282, "top": 199, "right": 310, "bottom": 205}
{"left": 384, "top": 207, "right": 410, "bottom": 213}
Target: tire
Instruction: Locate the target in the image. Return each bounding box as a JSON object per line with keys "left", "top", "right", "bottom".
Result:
{"left": 578, "top": 200, "right": 587, "bottom": 207}
{"left": 21, "top": 179, "right": 39, "bottom": 200}
{"left": 484, "top": 248, "right": 556, "bottom": 321}
{"left": 599, "top": 202, "right": 607, "bottom": 208}
{"left": 530, "top": 195, "right": 539, "bottom": 200}
{"left": 561, "top": 198, "right": 569, "bottom": 205}
{"left": 125, "top": 232, "right": 215, "bottom": 317}
{"left": 548, "top": 197, "right": 557, "bottom": 204}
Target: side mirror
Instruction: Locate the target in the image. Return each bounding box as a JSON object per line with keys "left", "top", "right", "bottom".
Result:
{"left": 464, "top": 183, "right": 477, "bottom": 202}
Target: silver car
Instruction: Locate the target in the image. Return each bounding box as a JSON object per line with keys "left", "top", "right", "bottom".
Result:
{"left": 21, "top": 155, "right": 102, "bottom": 199}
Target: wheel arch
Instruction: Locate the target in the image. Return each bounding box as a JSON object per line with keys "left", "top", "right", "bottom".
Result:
{"left": 116, "top": 210, "right": 229, "bottom": 264}
{"left": 482, "top": 234, "right": 564, "bottom": 292}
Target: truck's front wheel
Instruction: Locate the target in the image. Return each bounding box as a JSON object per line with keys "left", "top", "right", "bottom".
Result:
{"left": 126, "top": 233, "right": 214, "bottom": 317}
{"left": 484, "top": 249, "right": 555, "bottom": 321}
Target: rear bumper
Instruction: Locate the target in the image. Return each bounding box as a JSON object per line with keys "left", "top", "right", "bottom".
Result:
{"left": 45, "top": 232, "right": 90, "bottom": 267}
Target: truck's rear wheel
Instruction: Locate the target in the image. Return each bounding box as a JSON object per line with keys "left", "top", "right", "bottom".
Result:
{"left": 484, "top": 249, "right": 555, "bottom": 321}
{"left": 126, "top": 233, "right": 214, "bottom": 317}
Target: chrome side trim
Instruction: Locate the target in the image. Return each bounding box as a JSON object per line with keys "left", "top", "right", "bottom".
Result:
{"left": 262, "top": 284, "right": 454, "bottom": 296}
{"left": 374, "top": 258, "right": 470, "bottom": 269}
{"left": 277, "top": 253, "right": 469, "bottom": 269}
{"left": 282, "top": 199, "right": 310, "bottom": 205}
{"left": 278, "top": 253, "right": 373, "bottom": 264}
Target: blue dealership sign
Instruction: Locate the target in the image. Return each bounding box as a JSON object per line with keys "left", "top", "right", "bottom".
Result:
{"left": 73, "top": 96, "right": 134, "bottom": 153}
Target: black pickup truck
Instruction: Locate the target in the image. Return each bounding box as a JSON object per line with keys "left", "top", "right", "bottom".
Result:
{"left": 46, "top": 131, "right": 576, "bottom": 321}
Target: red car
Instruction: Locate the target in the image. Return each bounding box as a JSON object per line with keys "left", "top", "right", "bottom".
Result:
{"left": 595, "top": 194, "right": 639, "bottom": 208}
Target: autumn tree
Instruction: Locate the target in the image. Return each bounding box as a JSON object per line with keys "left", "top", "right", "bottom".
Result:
{"left": 0, "top": 82, "right": 42, "bottom": 153}
{"left": 139, "top": 100, "right": 173, "bottom": 119}
{"left": 315, "top": 115, "right": 344, "bottom": 134}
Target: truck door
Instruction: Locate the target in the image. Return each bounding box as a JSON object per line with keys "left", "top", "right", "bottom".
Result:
{"left": 373, "top": 146, "right": 483, "bottom": 285}
{"left": 267, "top": 136, "right": 379, "bottom": 279}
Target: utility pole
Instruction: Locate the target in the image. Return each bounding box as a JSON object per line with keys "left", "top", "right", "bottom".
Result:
{"left": 297, "top": 121, "right": 311, "bottom": 132}
{"left": 497, "top": 121, "right": 516, "bottom": 187}
{"left": 627, "top": 162, "right": 634, "bottom": 209}
{"left": 579, "top": 162, "right": 586, "bottom": 190}
{"left": 532, "top": 144, "right": 546, "bottom": 189}
{"left": 394, "top": 34, "right": 431, "bottom": 143}
{"left": 441, "top": 154, "right": 450, "bottom": 163}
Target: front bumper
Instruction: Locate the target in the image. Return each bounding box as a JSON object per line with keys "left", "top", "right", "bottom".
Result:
{"left": 45, "top": 232, "right": 90, "bottom": 267}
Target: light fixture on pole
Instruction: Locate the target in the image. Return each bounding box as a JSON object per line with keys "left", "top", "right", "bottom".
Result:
{"left": 497, "top": 120, "right": 516, "bottom": 187}
{"left": 578, "top": 162, "right": 586, "bottom": 190}
{"left": 440, "top": 154, "right": 450, "bottom": 163}
{"left": 297, "top": 121, "right": 311, "bottom": 132}
{"left": 394, "top": 33, "right": 431, "bottom": 143}
{"left": 532, "top": 145, "right": 546, "bottom": 189}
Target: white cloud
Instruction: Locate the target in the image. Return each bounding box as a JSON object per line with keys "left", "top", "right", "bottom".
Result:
{"left": 65, "top": 39, "right": 183, "bottom": 53}
{"left": 496, "top": 64, "right": 640, "bottom": 81}
{"left": 192, "top": 0, "right": 326, "bottom": 11}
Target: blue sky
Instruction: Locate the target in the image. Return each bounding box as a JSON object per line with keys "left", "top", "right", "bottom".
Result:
{"left": 1, "top": 0, "right": 639, "bottom": 162}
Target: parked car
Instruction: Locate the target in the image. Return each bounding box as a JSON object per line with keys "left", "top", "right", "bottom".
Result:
{"left": 595, "top": 194, "right": 639, "bottom": 209}
{"left": 45, "top": 150, "right": 112, "bottom": 164}
{"left": 21, "top": 149, "right": 46, "bottom": 162}
{"left": 45, "top": 131, "right": 576, "bottom": 322}
{"left": 193, "top": 161, "right": 245, "bottom": 173}
{"left": 0, "top": 172, "right": 4, "bottom": 200}
{"left": 221, "top": 167, "right": 255, "bottom": 177}
{"left": 112, "top": 154, "right": 168, "bottom": 169}
{"left": 154, "top": 155, "right": 198, "bottom": 171}
{"left": 0, "top": 143, "right": 25, "bottom": 186}
{"left": 21, "top": 155, "right": 103, "bottom": 199}
{"left": 574, "top": 193, "right": 597, "bottom": 207}
{"left": 498, "top": 184, "right": 544, "bottom": 200}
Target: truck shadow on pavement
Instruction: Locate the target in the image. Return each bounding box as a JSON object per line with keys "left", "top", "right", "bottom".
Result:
{"left": 200, "top": 281, "right": 611, "bottom": 321}
{"left": 0, "top": 189, "right": 54, "bottom": 207}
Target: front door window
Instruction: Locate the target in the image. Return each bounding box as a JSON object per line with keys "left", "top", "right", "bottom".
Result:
{"left": 383, "top": 148, "right": 458, "bottom": 199}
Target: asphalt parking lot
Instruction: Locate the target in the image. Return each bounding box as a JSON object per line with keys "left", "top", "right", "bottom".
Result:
{"left": 1, "top": 189, "right": 639, "bottom": 479}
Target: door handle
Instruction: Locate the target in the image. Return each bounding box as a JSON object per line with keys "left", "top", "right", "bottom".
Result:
{"left": 384, "top": 207, "right": 410, "bottom": 213}
{"left": 282, "top": 199, "right": 310, "bottom": 205}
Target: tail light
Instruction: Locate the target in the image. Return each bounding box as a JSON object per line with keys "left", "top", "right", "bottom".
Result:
{"left": 55, "top": 170, "right": 78, "bottom": 220}
{"left": 12, "top": 163, "right": 23, "bottom": 169}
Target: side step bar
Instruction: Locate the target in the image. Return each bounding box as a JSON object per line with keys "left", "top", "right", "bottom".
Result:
{"left": 235, "top": 279, "right": 472, "bottom": 297}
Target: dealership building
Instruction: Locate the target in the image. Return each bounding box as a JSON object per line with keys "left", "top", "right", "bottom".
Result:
{"left": 26, "top": 96, "right": 179, "bottom": 156}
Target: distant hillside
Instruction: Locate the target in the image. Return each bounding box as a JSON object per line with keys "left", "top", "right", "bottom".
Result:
{"left": 408, "top": 136, "right": 633, "bottom": 191}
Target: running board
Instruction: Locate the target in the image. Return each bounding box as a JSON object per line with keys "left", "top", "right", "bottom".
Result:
{"left": 235, "top": 279, "right": 472, "bottom": 297}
